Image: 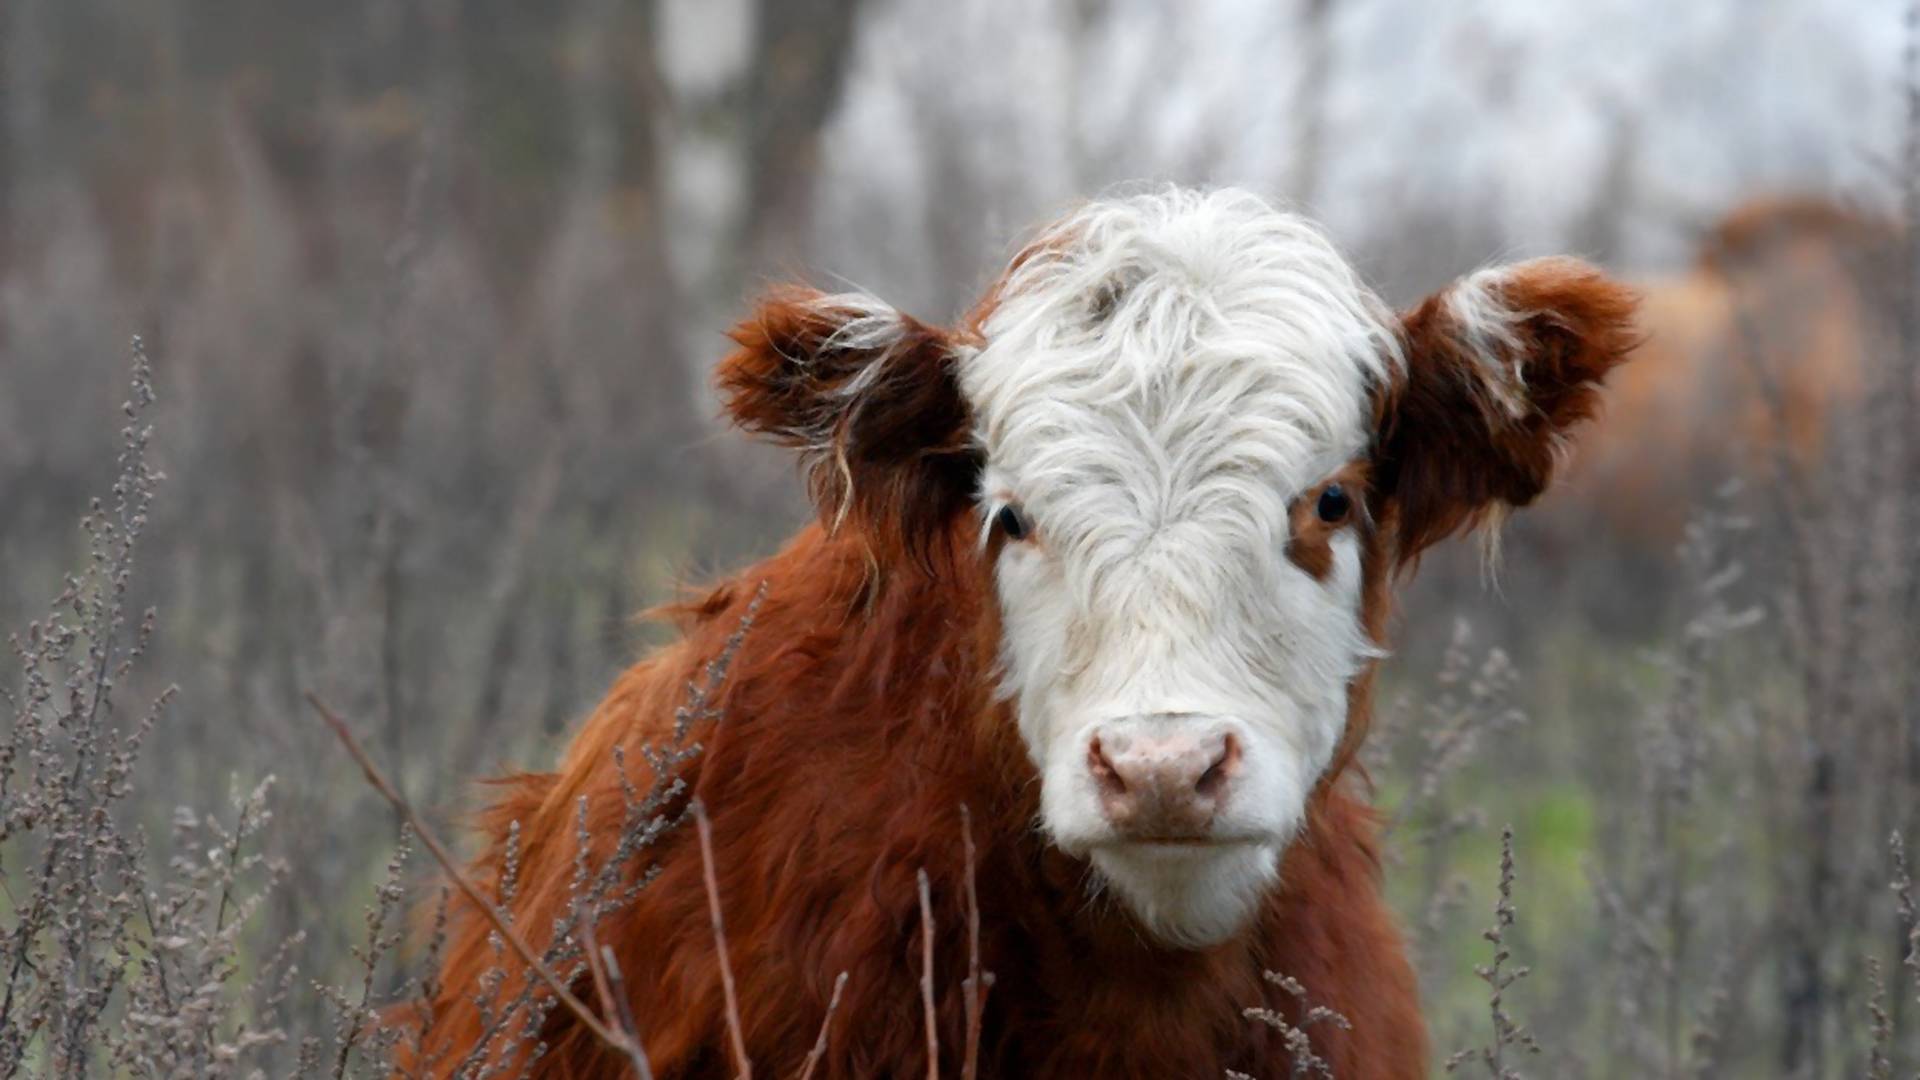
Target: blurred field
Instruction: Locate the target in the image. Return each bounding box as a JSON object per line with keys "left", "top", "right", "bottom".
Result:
{"left": 2, "top": 1, "right": 1917, "bottom": 1075}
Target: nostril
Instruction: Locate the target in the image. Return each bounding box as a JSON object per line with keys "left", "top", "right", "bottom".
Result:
{"left": 1193, "top": 732, "right": 1240, "bottom": 799}
{"left": 1087, "top": 736, "right": 1127, "bottom": 796}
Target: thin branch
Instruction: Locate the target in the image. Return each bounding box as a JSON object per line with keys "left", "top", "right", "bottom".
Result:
{"left": 795, "top": 971, "right": 849, "bottom": 1080}
{"left": 601, "top": 946, "right": 651, "bottom": 1080}
{"left": 579, "top": 897, "right": 619, "bottom": 1030}
{"left": 694, "top": 801, "right": 753, "bottom": 1080}
{"left": 581, "top": 914, "right": 654, "bottom": 1080}
{"left": 919, "top": 868, "right": 939, "bottom": 1080}
{"left": 306, "top": 693, "right": 638, "bottom": 1059}
{"left": 959, "top": 805, "right": 993, "bottom": 1080}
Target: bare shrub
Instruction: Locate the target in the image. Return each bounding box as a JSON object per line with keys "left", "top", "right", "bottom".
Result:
{"left": 0, "top": 340, "right": 296, "bottom": 1075}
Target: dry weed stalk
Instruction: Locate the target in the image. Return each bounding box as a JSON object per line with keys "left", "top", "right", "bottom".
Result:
{"left": 918, "top": 868, "right": 939, "bottom": 1080}
{"left": 308, "top": 693, "right": 641, "bottom": 1060}
{"left": 1584, "top": 491, "right": 1756, "bottom": 1076}
{"left": 796, "top": 971, "right": 849, "bottom": 1080}
{"left": 1447, "top": 826, "right": 1541, "bottom": 1080}
{"left": 693, "top": 801, "right": 753, "bottom": 1080}
{"left": 959, "top": 805, "right": 994, "bottom": 1080}
{"left": 315, "top": 825, "right": 421, "bottom": 1076}
{"left": 1231, "top": 969, "right": 1351, "bottom": 1080}
{"left": 1868, "top": 955, "right": 1894, "bottom": 1080}
{"left": 1367, "top": 618, "right": 1528, "bottom": 1017}
{"left": 579, "top": 915, "right": 655, "bottom": 1080}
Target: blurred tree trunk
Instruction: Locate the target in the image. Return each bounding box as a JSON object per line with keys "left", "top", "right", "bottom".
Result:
{"left": 1567, "top": 107, "right": 1640, "bottom": 264}
{"left": 737, "top": 0, "right": 865, "bottom": 276}
{"left": 1286, "top": 0, "right": 1334, "bottom": 210}
{"left": 1781, "top": 762, "right": 1835, "bottom": 1074}
{"left": 550, "top": 0, "right": 684, "bottom": 497}
{"left": 683, "top": 0, "right": 867, "bottom": 528}
{"left": 0, "top": 7, "right": 13, "bottom": 273}
{"left": 0, "top": 0, "right": 49, "bottom": 283}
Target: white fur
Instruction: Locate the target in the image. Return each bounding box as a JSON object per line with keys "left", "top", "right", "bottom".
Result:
{"left": 961, "top": 187, "right": 1399, "bottom": 947}
{"left": 1441, "top": 266, "right": 1530, "bottom": 419}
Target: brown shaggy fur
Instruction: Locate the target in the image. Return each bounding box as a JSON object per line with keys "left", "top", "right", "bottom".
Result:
{"left": 1383, "top": 257, "right": 1641, "bottom": 561}
{"left": 411, "top": 259, "right": 1636, "bottom": 1078}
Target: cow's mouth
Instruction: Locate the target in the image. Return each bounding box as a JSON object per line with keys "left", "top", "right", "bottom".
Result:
{"left": 1097, "top": 834, "right": 1266, "bottom": 850}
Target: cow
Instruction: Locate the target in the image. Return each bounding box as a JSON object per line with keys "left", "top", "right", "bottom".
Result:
{"left": 414, "top": 187, "right": 1637, "bottom": 1078}
{"left": 1560, "top": 196, "right": 1892, "bottom": 546}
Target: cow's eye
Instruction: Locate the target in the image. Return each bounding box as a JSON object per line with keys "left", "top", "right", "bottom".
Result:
{"left": 1316, "top": 484, "right": 1351, "bottom": 524}
{"left": 996, "top": 504, "right": 1033, "bottom": 542}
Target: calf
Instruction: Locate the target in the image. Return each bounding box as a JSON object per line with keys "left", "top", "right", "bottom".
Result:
{"left": 1569, "top": 196, "right": 1888, "bottom": 544}
{"left": 417, "top": 187, "right": 1637, "bottom": 1078}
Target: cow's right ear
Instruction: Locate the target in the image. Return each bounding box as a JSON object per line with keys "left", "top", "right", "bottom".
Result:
{"left": 717, "top": 287, "right": 980, "bottom": 565}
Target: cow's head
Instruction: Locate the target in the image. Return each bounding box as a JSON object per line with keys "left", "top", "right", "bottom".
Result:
{"left": 720, "top": 188, "right": 1635, "bottom": 948}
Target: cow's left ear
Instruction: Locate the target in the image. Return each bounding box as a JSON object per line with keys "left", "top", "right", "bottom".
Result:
{"left": 1377, "top": 257, "right": 1639, "bottom": 560}
{"left": 717, "top": 286, "right": 980, "bottom": 567}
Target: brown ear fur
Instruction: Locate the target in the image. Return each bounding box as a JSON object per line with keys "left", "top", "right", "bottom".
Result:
{"left": 1380, "top": 257, "right": 1640, "bottom": 560}
{"left": 717, "top": 287, "right": 980, "bottom": 569}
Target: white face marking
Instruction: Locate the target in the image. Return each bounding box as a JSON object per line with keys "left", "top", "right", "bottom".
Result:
{"left": 961, "top": 188, "right": 1402, "bottom": 947}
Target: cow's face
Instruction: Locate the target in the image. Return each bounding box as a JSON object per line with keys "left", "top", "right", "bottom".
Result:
{"left": 720, "top": 187, "right": 1635, "bottom": 948}
{"left": 961, "top": 192, "right": 1397, "bottom": 946}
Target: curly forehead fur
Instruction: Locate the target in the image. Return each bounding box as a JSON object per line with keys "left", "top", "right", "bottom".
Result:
{"left": 968, "top": 188, "right": 1403, "bottom": 538}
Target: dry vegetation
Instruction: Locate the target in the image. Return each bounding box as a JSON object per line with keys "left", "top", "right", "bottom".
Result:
{"left": 4, "top": 0, "right": 1920, "bottom": 1076}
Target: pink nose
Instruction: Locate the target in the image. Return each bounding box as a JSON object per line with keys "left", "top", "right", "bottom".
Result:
{"left": 1087, "top": 719, "right": 1241, "bottom": 838}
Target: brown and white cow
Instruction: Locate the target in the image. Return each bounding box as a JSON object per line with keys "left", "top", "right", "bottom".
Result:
{"left": 1564, "top": 196, "right": 1891, "bottom": 545}
{"left": 419, "top": 187, "right": 1637, "bottom": 1078}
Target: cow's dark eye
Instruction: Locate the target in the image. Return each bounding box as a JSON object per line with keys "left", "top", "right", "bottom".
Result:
{"left": 996, "top": 504, "right": 1033, "bottom": 542}
{"left": 1316, "top": 484, "right": 1351, "bottom": 524}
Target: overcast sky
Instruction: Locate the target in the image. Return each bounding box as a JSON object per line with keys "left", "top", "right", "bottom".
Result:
{"left": 764, "top": 0, "right": 1910, "bottom": 312}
